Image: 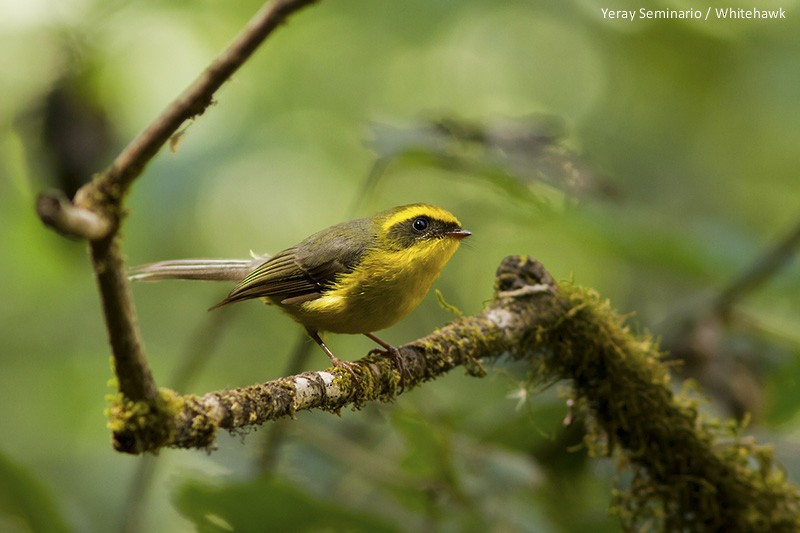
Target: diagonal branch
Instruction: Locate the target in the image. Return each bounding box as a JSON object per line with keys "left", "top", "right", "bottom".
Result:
{"left": 35, "top": 0, "right": 321, "bottom": 407}
{"left": 107, "top": 255, "right": 800, "bottom": 530}
{"left": 74, "top": 0, "right": 321, "bottom": 220}
{"left": 33, "top": 2, "right": 800, "bottom": 528}
{"left": 715, "top": 216, "right": 800, "bottom": 316}
{"left": 39, "top": 0, "right": 320, "bottom": 239}
{"left": 107, "top": 256, "right": 555, "bottom": 453}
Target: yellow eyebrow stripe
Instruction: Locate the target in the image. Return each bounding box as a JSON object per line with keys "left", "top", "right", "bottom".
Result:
{"left": 380, "top": 204, "right": 461, "bottom": 233}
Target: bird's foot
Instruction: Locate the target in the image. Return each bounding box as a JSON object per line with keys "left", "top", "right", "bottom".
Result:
{"left": 368, "top": 344, "right": 409, "bottom": 392}
{"left": 330, "top": 356, "right": 361, "bottom": 386}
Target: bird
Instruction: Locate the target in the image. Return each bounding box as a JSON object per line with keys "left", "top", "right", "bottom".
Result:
{"left": 129, "top": 203, "right": 471, "bottom": 378}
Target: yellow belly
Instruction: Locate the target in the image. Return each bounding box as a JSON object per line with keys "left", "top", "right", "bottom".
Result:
{"left": 277, "top": 239, "right": 461, "bottom": 334}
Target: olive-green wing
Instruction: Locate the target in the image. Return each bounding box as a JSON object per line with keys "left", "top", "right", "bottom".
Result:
{"left": 210, "top": 248, "right": 316, "bottom": 307}
{"left": 212, "top": 217, "right": 375, "bottom": 308}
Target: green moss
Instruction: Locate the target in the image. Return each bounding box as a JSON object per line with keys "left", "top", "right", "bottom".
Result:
{"left": 105, "top": 387, "right": 187, "bottom": 454}
{"left": 414, "top": 321, "right": 489, "bottom": 378}
{"left": 434, "top": 288, "right": 463, "bottom": 318}
{"left": 354, "top": 354, "right": 403, "bottom": 404}
{"left": 524, "top": 281, "right": 800, "bottom": 530}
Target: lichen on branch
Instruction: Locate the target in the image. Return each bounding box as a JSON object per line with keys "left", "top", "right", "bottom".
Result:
{"left": 32, "top": 0, "right": 800, "bottom": 527}
{"left": 107, "top": 255, "right": 800, "bottom": 529}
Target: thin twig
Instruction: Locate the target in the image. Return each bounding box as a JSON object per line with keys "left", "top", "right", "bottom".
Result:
{"left": 716, "top": 217, "right": 800, "bottom": 316}
{"left": 74, "top": 0, "right": 321, "bottom": 220}
{"left": 36, "top": 0, "right": 321, "bottom": 413}
{"left": 36, "top": 190, "right": 113, "bottom": 240}
{"left": 92, "top": 235, "right": 158, "bottom": 403}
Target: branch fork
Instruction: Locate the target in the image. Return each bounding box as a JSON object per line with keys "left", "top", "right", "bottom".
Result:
{"left": 35, "top": 1, "right": 800, "bottom": 529}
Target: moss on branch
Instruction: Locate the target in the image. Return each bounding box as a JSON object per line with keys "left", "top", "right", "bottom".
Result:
{"left": 107, "top": 255, "right": 800, "bottom": 530}
{"left": 33, "top": 0, "right": 799, "bottom": 526}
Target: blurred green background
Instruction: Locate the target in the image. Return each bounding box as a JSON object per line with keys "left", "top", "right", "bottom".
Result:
{"left": 2, "top": 0, "right": 799, "bottom": 531}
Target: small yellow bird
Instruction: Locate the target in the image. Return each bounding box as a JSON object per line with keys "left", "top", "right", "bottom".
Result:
{"left": 130, "top": 203, "right": 470, "bottom": 375}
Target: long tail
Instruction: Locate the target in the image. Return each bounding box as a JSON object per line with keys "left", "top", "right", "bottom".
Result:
{"left": 128, "top": 257, "right": 265, "bottom": 282}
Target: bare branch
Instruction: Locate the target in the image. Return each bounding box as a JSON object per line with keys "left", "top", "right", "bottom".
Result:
{"left": 92, "top": 236, "right": 158, "bottom": 403}
{"left": 33, "top": 1, "right": 800, "bottom": 528}
{"left": 74, "top": 0, "right": 320, "bottom": 221}
{"left": 36, "top": 190, "right": 113, "bottom": 240}
{"left": 716, "top": 216, "right": 800, "bottom": 316}
{"left": 35, "top": 0, "right": 322, "bottom": 411}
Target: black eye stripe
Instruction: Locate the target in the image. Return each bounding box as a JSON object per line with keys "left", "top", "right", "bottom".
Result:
{"left": 385, "top": 216, "right": 461, "bottom": 250}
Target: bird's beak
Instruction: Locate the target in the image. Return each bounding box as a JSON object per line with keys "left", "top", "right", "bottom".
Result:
{"left": 447, "top": 229, "right": 472, "bottom": 240}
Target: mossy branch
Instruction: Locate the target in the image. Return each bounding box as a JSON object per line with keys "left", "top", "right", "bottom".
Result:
{"left": 108, "top": 255, "right": 800, "bottom": 529}
{"left": 33, "top": 0, "right": 800, "bottom": 528}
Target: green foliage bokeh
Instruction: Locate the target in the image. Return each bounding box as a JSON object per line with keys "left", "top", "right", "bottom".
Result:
{"left": 1, "top": 0, "right": 798, "bottom": 531}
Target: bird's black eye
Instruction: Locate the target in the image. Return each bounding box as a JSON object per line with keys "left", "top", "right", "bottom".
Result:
{"left": 412, "top": 217, "right": 429, "bottom": 232}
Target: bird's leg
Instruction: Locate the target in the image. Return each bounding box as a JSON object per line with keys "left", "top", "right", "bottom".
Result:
{"left": 306, "top": 328, "right": 360, "bottom": 383}
{"left": 364, "top": 333, "right": 408, "bottom": 389}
